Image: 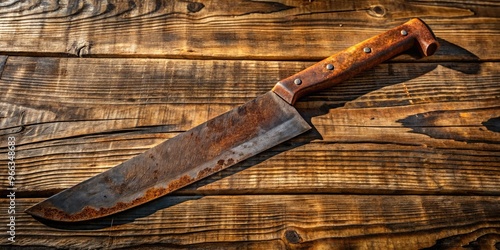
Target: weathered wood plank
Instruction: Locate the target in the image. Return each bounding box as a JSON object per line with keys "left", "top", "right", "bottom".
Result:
{"left": 0, "top": 1, "right": 496, "bottom": 248}
{"left": 1, "top": 195, "right": 499, "bottom": 249}
{"left": 0, "top": 57, "right": 498, "bottom": 195}
{"left": 0, "top": 0, "right": 496, "bottom": 60}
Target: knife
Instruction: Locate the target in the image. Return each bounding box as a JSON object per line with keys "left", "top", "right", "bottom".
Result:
{"left": 26, "top": 18, "right": 439, "bottom": 222}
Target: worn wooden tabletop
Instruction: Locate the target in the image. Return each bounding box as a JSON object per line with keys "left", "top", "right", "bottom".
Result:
{"left": 0, "top": 0, "right": 499, "bottom": 249}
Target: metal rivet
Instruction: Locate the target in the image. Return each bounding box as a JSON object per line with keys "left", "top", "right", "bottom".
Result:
{"left": 363, "top": 47, "right": 372, "bottom": 53}
{"left": 401, "top": 30, "right": 408, "bottom": 36}
{"left": 294, "top": 78, "right": 302, "bottom": 85}
{"left": 326, "top": 64, "right": 334, "bottom": 70}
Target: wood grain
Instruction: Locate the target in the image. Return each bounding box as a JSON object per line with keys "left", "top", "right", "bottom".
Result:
{"left": 0, "top": 1, "right": 498, "bottom": 248}
{"left": 0, "top": 0, "right": 496, "bottom": 60}
{"left": 1, "top": 195, "right": 498, "bottom": 249}
{"left": 0, "top": 57, "right": 498, "bottom": 196}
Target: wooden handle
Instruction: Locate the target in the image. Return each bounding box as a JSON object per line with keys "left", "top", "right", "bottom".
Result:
{"left": 272, "top": 18, "right": 439, "bottom": 105}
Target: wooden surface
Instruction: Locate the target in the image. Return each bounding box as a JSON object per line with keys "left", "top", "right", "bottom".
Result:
{"left": 0, "top": 0, "right": 499, "bottom": 249}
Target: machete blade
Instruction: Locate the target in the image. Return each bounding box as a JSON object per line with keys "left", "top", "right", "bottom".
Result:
{"left": 25, "top": 92, "right": 311, "bottom": 222}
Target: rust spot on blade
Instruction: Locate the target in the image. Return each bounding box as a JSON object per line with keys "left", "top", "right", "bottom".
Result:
{"left": 27, "top": 201, "right": 133, "bottom": 222}
{"left": 197, "top": 158, "right": 232, "bottom": 180}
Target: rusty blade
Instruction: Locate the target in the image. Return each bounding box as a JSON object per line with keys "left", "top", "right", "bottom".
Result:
{"left": 25, "top": 92, "right": 311, "bottom": 222}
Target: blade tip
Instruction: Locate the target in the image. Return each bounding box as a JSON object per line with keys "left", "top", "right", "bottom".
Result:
{"left": 23, "top": 201, "right": 81, "bottom": 222}
{"left": 24, "top": 204, "right": 48, "bottom": 220}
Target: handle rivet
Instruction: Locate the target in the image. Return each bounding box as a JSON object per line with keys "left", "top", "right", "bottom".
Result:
{"left": 294, "top": 78, "right": 302, "bottom": 85}
{"left": 401, "top": 30, "right": 408, "bottom": 36}
{"left": 326, "top": 64, "right": 334, "bottom": 70}
{"left": 363, "top": 47, "right": 372, "bottom": 53}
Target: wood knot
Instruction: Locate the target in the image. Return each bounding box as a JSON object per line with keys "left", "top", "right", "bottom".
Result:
{"left": 284, "top": 229, "right": 303, "bottom": 244}
{"left": 367, "top": 5, "right": 387, "bottom": 18}
{"left": 68, "top": 41, "right": 92, "bottom": 57}
{"left": 187, "top": 2, "right": 205, "bottom": 13}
